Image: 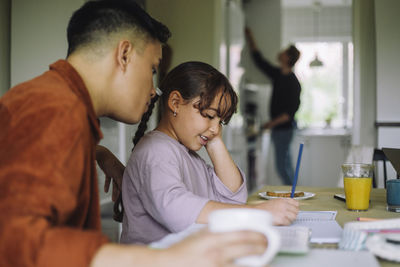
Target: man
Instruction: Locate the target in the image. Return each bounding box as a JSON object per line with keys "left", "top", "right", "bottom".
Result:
{"left": 245, "top": 27, "right": 301, "bottom": 185}
{"left": 0, "top": 1, "right": 267, "bottom": 266}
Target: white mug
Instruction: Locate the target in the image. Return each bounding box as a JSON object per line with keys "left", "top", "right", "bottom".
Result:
{"left": 208, "top": 208, "right": 281, "bottom": 267}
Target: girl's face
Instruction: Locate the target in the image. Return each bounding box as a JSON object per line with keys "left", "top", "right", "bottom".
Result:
{"left": 172, "top": 92, "right": 226, "bottom": 151}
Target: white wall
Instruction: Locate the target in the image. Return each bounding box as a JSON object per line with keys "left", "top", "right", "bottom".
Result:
{"left": 11, "top": 0, "right": 85, "bottom": 86}
{"left": 375, "top": 0, "right": 400, "bottom": 122}
{"left": 146, "top": 0, "right": 219, "bottom": 69}
{"left": 352, "top": 0, "right": 376, "bottom": 147}
{"left": 0, "top": 0, "right": 10, "bottom": 96}
{"left": 282, "top": 6, "right": 352, "bottom": 45}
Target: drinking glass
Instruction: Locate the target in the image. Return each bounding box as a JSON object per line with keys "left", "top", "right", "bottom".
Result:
{"left": 342, "top": 163, "right": 374, "bottom": 211}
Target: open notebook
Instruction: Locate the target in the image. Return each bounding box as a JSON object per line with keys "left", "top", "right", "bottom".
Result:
{"left": 289, "top": 211, "right": 343, "bottom": 243}
{"left": 150, "top": 211, "right": 342, "bottom": 254}
{"left": 150, "top": 223, "right": 312, "bottom": 254}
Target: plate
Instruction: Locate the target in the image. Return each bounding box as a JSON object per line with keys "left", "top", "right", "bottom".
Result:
{"left": 258, "top": 191, "right": 315, "bottom": 200}
{"left": 366, "top": 234, "right": 400, "bottom": 262}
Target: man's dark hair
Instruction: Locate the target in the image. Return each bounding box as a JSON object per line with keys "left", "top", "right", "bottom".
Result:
{"left": 67, "top": 0, "right": 171, "bottom": 56}
{"left": 286, "top": 45, "right": 300, "bottom": 67}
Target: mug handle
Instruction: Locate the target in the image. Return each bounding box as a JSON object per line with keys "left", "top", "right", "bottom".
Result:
{"left": 236, "top": 227, "right": 281, "bottom": 266}
{"left": 260, "top": 227, "right": 281, "bottom": 264}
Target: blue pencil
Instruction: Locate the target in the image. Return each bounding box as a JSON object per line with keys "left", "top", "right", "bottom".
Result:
{"left": 291, "top": 143, "right": 304, "bottom": 198}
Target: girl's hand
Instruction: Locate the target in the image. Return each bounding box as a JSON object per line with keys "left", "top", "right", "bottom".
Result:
{"left": 203, "top": 124, "right": 242, "bottom": 193}
{"left": 251, "top": 198, "right": 299, "bottom": 225}
{"left": 205, "top": 124, "right": 223, "bottom": 151}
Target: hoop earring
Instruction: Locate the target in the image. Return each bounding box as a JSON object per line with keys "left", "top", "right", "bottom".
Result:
{"left": 173, "top": 111, "right": 177, "bottom": 117}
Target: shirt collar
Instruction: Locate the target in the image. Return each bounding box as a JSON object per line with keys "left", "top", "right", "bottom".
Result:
{"left": 49, "top": 60, "right": 103, "bottom": 143}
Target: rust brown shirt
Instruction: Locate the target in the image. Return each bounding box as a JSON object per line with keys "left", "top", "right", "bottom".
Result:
{"left": 0, "top": 60, "right": 109, "bottom": 267}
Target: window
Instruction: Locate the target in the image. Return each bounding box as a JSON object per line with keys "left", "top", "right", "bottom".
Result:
{"left": 294, "top": 42, "right": 353, "bottom": 129}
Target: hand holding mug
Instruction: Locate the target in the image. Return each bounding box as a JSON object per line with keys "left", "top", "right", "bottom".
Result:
{"left": 208, "top": 209, "right": 281, "bottom": 266}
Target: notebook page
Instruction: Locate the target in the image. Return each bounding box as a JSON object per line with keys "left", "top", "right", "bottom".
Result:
{"left": 296, "top": 211, "right": 337, "bottom": 221}
{"left": 275, "top": 226, "right": 310, "bottom": 254}
{"left": 292, "top": 211, "right": 343, "bottom": 243}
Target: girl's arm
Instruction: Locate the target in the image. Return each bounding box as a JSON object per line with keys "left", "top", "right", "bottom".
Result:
{"left": 203, "top": 127, "right": 299, "bottom": 226}
{"left": 196, "top": 199, "right": 299, "bottom": 226}
{"left": 205, "top": 133, "right": 243, "bottom": 193}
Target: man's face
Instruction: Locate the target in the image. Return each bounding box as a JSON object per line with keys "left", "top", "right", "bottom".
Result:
{"left": 278, "top": 50, "right": 290, "bottom": 68}
{"left": 110, "top": 40, "right": 162, "bottom": 124}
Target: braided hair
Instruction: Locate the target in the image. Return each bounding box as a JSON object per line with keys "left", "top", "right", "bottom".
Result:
{"left": 132, "top": 94, "right": 160, "bottom": 147}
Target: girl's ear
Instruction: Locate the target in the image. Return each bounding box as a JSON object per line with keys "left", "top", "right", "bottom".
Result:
{"left": 167, "top": 90, "right": 183, "bottom": 114}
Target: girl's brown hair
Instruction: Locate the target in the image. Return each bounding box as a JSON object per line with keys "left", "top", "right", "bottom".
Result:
{"left": 132, "top": 61, "right": 238, "bottom": 146}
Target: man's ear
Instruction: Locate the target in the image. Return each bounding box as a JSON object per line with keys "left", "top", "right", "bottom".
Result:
{"left": 167, "top": 90, "right": 184, "bottom": 114}
{"left": 116, "top": 40, "right": 133, "bottom": 72}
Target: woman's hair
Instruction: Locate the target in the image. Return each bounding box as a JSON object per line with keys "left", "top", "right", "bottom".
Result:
{"left": 132, "top": 61, "right": 238, "bottom": 147}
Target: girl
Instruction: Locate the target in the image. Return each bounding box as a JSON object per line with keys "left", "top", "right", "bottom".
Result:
{"left": 120, "top": 61, "right": 299, "bottom": 244}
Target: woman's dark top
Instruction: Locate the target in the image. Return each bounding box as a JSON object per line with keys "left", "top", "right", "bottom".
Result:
{"left": 251, "top": 51, "right": 301, "bottom": 129}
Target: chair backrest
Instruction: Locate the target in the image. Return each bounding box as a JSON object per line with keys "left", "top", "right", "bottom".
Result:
{"left": 373, "top": 149, "right": 387, "bottom": 161}
{"left": 372, "top": 149, "right": 388, "bottom": 188}
{"left": 382, "top": 148, "right": 400, "bottom": 179}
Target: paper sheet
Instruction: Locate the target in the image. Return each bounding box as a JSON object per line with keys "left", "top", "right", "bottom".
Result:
{"left": 291, "top": 211, "right": 343, "bottom": 243}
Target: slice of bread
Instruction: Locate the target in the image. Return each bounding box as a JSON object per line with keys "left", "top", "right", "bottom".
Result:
{"left": 266, "top": 191, "right": 305, "bottom": 198}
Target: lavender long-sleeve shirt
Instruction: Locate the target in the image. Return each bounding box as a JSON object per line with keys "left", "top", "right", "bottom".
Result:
{"left": 120, "top": 130, "right": 247, "bottom": 244}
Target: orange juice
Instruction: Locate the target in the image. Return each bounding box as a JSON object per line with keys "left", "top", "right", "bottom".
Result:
{"left": 344, "top": 177, "right": 372, "bottom": 211}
